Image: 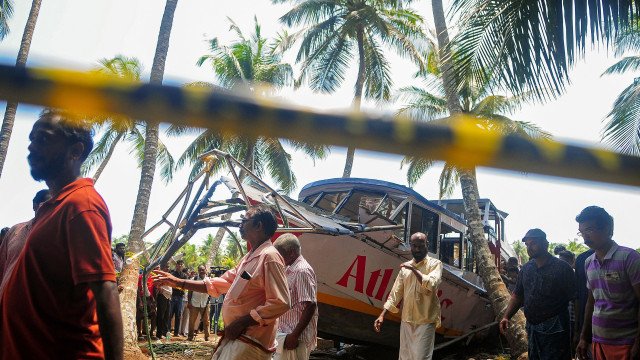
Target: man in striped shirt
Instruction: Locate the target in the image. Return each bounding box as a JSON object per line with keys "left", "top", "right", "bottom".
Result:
{"left": 273, "top": 233, "right": 318, "bottom": 360}
{"left": 576, "top": 206, "right": 640, "bottom": 360}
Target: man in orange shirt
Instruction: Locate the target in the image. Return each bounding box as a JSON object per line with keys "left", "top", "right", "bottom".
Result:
{"left": 154, "top": 205, "right": 290, "bottom": 360}
{"left": 0, "top": 110, "right": 123, "bottom": 360}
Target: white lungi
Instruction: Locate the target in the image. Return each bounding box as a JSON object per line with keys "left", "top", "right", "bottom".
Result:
{"left": 273, "top": 332, "right": 313, "bottom": 360}
{"left": 399, "top": 322, "right": 435, "bottom": 360}
{"left": 211, "top": 338, "right": 271, "bottom": 360}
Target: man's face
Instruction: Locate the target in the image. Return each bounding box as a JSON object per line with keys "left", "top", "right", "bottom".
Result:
{"left": 198, "top": 266, "right": 206, "bottom": 278}
{"left": 115, "top": 244, "right": 125, "bottom": 257}
{"left": 410, "top": 236, "right": 428, "bottom": 262}
{"left": 175, "top": 262, "right": 184, "bottom": 272}
{"left": 239, "top": 211, "right": 261, "bottom": 240}
{"left": 578, "top": 220, "right": 608, "bottom": 250}
{"left": 524, "top": 238, "right": 545, "bottom": 258}
{"left": 27, "top": 120, "right": 74, "bottom": 182}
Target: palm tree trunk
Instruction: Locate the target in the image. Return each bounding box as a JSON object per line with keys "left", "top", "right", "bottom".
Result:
{"left": 122, "top": 0, "right": 178, "bottom": 357}
{"left": 92, "top": 132, "right": 123, "bottom": 183}
{"left": 0, "top": 0, "right": 41, "bottom": 178}
{"left": 342, "top": 27, "right": 366, "bottom": 178}
{"left": 430, "top": 0, "right": 528, "bottom": 357}
{"left": 205, "top": 230, "right": 224, "bottom": 269}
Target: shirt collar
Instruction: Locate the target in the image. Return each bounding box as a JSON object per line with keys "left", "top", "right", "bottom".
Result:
{"left": 51, "top": 178, "right": 94, "bottom": 203}
{"left": 411, "top": 257, "right": 428, "bottom": 266}
{"left": 603, "top": 241, "right": 619, "bottom": 261}
{"left": 245, "top": 239, "right": 273, "bottom": 262}
{"left": 288, "top": 254, "right": 305, "bottom": 268}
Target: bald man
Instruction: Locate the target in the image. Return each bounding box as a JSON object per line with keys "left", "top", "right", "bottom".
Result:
{"left": 374, "top": 232, "right": 443, "bottom": 360}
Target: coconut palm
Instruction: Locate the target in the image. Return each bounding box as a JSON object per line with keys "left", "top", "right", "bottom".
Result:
{"left": 428, "top": 0, "right": 530, "bottom": 355}
{"left": 81, "top": 56, "right": 174, "bottom": 184}
{"left": 0, "top": 0, "right": 41, "bottom": 178}
{"left": 451, "top": 0, "right": 640, "bottom": 101}
{"left": 276, "top": 0, "right": 427, "bottom": 177}
{"left": 601, "top": 30, "right": 640, "bottom": 155}
{"left": 120, "top": 0, "right": 179, "bottom": 356}
{"left": 397, "top": 45, "right": 551, "bottom": 197}
{"left": 167, "top": 17, "right": 328, "bottom": 272}
{"left": 0, "top": 0, "right": 14, "bottom": 40}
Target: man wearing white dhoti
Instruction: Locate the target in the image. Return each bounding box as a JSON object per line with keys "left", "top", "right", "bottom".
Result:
{"left": 374, "top": 232, "right": 443, "bottom": 360}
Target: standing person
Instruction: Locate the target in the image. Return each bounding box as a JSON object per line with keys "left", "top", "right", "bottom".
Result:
{"left": 155, "top": 264, "right": 173, "bottom": 339}
{"left": 374, "top": 232, "right": 443, "bottom": 360}
{"left": 0, "top": 189, "right": 50, "bottom": 297}
{"left": 112, "top": 242, "right": 126, "bottom": 274}
{"left": 188, "top": 265, "right": 211, "bottom": 341}
{"left": 136, "top": 271, "right": 157, "bottom": 340}
{"left": 170, "top": 259, "right": 188, "bottom": 337}
{"left": 575, "top": 206, "right": 640, "bottom": 360}
{"left": 153, "top": 205, "right": 290, "bottom": 360}
{"left": 0, "top": 110, "right": 123, "bottom": 359}
{"left": 558, "top": 250, "right": 577, "bottom": 359}
{"left": 273, "top": 233, "right": 318, "bottom": 360}
{"left": 500, "top": 228, "right": 575, "bottom": 360}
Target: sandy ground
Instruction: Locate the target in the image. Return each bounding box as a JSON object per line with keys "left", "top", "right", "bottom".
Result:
{"left": 137, "top": 335, "right": 511, "bottom": 360}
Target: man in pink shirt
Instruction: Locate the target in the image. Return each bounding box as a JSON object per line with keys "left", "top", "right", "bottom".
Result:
{"left": 153, "top": 205, "right": 290, "bottom": 360}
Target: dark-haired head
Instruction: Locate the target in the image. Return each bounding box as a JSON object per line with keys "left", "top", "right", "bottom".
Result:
{"left": 38, "top": 109, "right": 93, "bottom": 160}
{"left": 247, "top": 205, "right": 278, "bottom": 238}
{"left": 575, "top": 206, "right": 613, "bottom": 237}
{"left": 32, "top": 189, "right": 51, "bottom": 212}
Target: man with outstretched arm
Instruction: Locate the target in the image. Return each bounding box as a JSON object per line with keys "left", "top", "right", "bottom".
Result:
{"left": 500, "top": 228, "right": 575, "bottom": 360}
{"left": 0, "top": 109, "right": 123, "bottom": 360}
{"left": 374, "top": 232, "right": 443, "bottom": 360}
{"left": 153, "top": 205, "right": 290, "bottom": 360}
{"left": 273, "top": 233, "right": 318, "bottom": 360}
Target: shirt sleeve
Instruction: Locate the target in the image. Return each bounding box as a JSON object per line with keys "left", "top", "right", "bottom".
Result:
{"left": 67, "top": 210, "right": 116, "bottom": 285}
{"left": 204, "top": 267, "right": 236, "bottom": 297}
{"left": 514, "top": 267, "right": 525, "bottom": 298}
{"left": 420, "top": 260, "right": 443, "bottom": 292}
{"left": 383, "top": 270, "right": 404, "bottom": 313}
{"left": 293, "top": 268, "right": 317, "bottom": 304}
{"left": 626, "top": 250, "right": 640, "bottom": 286}
{"left": 250, "top": 259, "right": 291, "bottom": 326}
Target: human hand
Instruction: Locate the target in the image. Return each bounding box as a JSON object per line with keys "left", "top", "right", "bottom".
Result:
{"left": 223, "top": 318, "right": 247, "bottom": 340}
{"left": 151, "top": 269, "right": 179, "bottom": 288}
{"left": 498, "top": 318, "right": 509, "bottom": 335}
{"left": 284, "top": 333, "right": 299, "bottom": 350}
{"left": 374, "top": 315, "right": 384, "bottom": 333}
{"left": 576, "top": 338, "right": 589, "bottom": 360}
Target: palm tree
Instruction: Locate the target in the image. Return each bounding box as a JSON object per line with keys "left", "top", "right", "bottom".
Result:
{"left": 430, "top": 0, "right": 529, "bottom": 355}
{"left": 397, "top": 45, "right": 551, "bottom": 197}
{"left": 0, "top": 0, "right": 14, "bottom": 40}
{"left": 168, "top": 17, "right": 329, "bottom": 269}
{"left": 451, "top": 0, "right": 640, "bottom": 101}
{"left": 276, "top": 0, "right": 427, "bottom": 177}
{"left": 0, "top": 0, "right": 41, "bottom": 178}
{"left": 81, "top": 56, "right": 174, "bottom": 184}
{"left": 601, "top": 31, "right": 640, "bottom": 155}
{"left": 120, "top": 0, "right": 179, "bottom": 356}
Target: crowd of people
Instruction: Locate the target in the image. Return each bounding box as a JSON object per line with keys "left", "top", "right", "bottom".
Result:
{"left": 0, "top": 109, "right": 637, "bottom": 360}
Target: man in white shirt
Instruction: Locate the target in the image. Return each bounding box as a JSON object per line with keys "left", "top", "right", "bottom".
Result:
{"left": 188, "top": 265, "right": 210, "bottom": 341}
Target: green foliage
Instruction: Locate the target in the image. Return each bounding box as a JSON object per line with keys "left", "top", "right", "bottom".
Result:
{"left": 82, "top": 55, "right": 174, "bottom": 183}
{"left": 451, "top": 0, "right": 640, "bottom": 101}
{"left": 511, "top": 241, "right": 528, "bottom": 264}
{"left": 0, "top": 0, "right": 14, "bottom": 40}
{"left": 166, "top": 18, "right": 328, "bottom": 193}
{"left": 397, "top": 45, "right": 551, "bottom": 196}
{"left": 278, "top": 0, "right": 427, "bottom": 103}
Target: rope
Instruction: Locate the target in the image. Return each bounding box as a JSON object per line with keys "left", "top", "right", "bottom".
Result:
{"left": 0, "top": 64, "right": 638, "bottom": 187}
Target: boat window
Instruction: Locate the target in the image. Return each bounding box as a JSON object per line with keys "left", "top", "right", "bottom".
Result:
{"left": 440, "top": 230, "right": 463, "bottom": 268}
{"left": 336, "top": 191, "right": 386, "bottom": 222}
{"left": 409, "top": 205, "right": 438, "bottom": 254}
{"left": 303, "top": 193, "right": 321, "bottom": 206}
{"left": 314, "top": 192, "right": 349, "bottom": 213}
{"left": 392, "top": 203, "right": 408, "bottom": 241}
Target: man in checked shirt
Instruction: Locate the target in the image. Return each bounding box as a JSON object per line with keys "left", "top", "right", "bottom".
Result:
{"left": 273, "top": 233, "right": 318, "bottom": 360}
{"left": 374, "top": 232, "right": 443, "bottom": 360}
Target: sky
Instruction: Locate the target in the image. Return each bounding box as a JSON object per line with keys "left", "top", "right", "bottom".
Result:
{"left": 0, "top": 0, "right": 639, "bottom": 251}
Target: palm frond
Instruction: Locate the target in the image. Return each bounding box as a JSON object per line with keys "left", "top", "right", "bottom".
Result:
{"left": 602, "top": 79, "right": 640, "bottom": 155}
{"left": 602, "top": 56, "right": 640, "bottom": 75}
{"left": 395, "top": 85, "right": 448, "bottom": 120}
{"left": 402, "top": 156, "right": 435, "bottom": 187}
{"left": 81, "top": 128, "right": 123, "bottom": 176}
{"left": 438, "top": 163, "right": 459, "bottom": 199}
{"left": 0, "top": 0, "right": 14, "bottom": 40}
{"left": 261, "top": 137, "right": 296, "bottom": 194}
{"left": 363, "top": 33, "right": 393, "bottom": 102}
